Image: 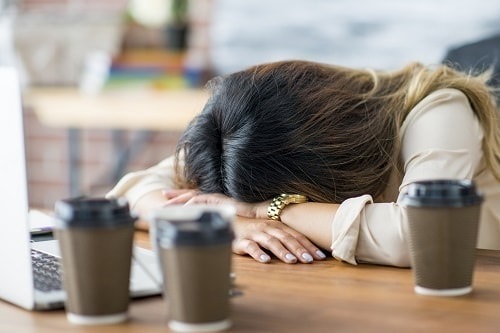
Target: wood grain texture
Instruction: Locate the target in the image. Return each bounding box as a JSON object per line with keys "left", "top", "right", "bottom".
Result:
{"left": 1, "top": 232, "right": 499, "bottom": 332}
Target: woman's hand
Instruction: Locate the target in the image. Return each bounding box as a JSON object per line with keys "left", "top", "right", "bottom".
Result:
{"left": 162, "top": 190, "right": 269, "bottom": 219}
{"left": 163, "top": 190, "right": 327, "bottom": 264}
{"left": 232, "top": 216, "right": 327, "bottom": 264}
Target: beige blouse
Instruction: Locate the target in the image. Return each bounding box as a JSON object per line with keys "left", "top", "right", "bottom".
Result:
{"left": 107, "top": 88, "right": 500, "bottom": 267}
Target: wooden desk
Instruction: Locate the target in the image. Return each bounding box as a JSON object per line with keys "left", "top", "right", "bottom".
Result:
{"left": 24, "top": 88, "right": 210, "bottom": 196}
{"left": 1, "top": 231, "right": 500, "bottom": 333}
{"left": 25, "top": 88, "right": 209, "bottom": 131}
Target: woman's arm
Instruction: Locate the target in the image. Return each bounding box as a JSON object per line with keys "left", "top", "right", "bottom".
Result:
{"left": 331, "top": 89, "right": 485, "bottom": 267}
{"left": 106, "top": 155, "right": 179, "bottom": 228}
{"left": 177, "top": 192, "right": 337, "bottom": 250}
{"left": 130, "top": 190, "right": 168, "bottom": 230}
{"left": 278, "top": 202, "right": 338, "bottom": 250}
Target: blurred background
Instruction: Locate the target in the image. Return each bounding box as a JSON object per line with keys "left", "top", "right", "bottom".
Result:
{"left": 1, "top": 0, "right": 500, "bottom": 209}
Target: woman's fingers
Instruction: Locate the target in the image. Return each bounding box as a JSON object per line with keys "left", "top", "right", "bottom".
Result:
{"left": 185, "top": 193, "right": 233, "bottom": 206}
{"left": 167, "top": 192, "right": 270, "bottom": 220}
{"left": 252, "top": 233, "right": 300, "bottom": 263}
{"left": 254, "top": 228, "right": 314, "bottom": 264}
{"left": 162, "top": 189, "right": 198, "bottom": 205}
{"left": 162, "top": 189, "right": 195, "bottom": 200}
{"left": 232, "top": 239, "right": 271, "bottom": 264}
{"left": 266, "top": 226, "right": 327, "bottom": 261}
{"left": 235, "top": 219, "right": 326, "bottom": 264}
{"left": 185, "top": 193, "right": 258, "bottom": 218}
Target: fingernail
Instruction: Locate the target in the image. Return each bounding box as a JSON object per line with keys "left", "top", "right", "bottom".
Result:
{"left": 259, "top": 254, "right": 271, "bottom": 263}
{"left": 301, "top": 253, "right": 314, "bottom": 263}
{"left": 316, "top": 250, "right": 326, "bottom": 259}
{"left": 285, "top": 253, "right": 297, "bottom": 263}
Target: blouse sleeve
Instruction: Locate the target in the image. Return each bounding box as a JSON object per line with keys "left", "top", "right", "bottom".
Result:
{"left": 330, "top": 89, "right": 484, "bottom": 267}
{"left": 105, "top": 155, "right": 179, "bottom": 209}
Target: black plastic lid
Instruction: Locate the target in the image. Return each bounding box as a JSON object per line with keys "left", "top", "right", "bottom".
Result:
{"left": 156, "top": 211, "right": 234, "bottom": 248}
{"left": 54, "top": 197, "right": 136, "bottom": 228}
{"left": 401, "top": 179, "right": 483, "bottom": 208}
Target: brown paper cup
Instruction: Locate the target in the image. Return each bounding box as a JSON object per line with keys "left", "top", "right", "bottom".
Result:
{"left": 406, "top": 205, "right": 480, "bottom": 296}
{"left": 54, "top": 197, "right": 136, "bottom": 324}
{"left": 161, "top": 244, "right": 232, "bottom": 332}
{"left": 55, "top": 226, "right": 134, "bottom": 324}
{"left": 402, "top": 179, "right": 482, "bottom": 296}
{"left": 151, "top": 205, "right": 235, "bottom": 332}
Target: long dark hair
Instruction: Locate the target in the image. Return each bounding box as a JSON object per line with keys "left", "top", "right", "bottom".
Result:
{"left": 175, "top": 60, "right": 499, "bottom": 203}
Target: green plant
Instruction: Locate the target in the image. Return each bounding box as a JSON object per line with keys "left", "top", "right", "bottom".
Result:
{"left": 171, "top": 0, "right": 188, "bottom": 24}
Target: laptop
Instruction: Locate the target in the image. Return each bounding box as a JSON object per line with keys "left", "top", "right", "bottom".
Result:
{"left": 0, "top": 67, "right": 162, "bottom": 310}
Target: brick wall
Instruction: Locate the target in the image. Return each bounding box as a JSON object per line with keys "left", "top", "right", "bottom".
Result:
{"left": 24, "top": 106, "right": 68, "bottom": 208}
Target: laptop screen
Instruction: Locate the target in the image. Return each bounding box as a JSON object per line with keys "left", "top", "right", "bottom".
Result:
{"left": 0, "top": 67, "right": 36, "bottom": 309}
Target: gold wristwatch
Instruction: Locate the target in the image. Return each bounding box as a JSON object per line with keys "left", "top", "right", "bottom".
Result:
{"left": 267, "top": 194, "right": 308, "bottom": 221}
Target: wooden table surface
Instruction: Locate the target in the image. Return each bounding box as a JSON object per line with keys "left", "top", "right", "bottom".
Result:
{"left": 1, "top": 231, "right": 499, "bottom": 333}
{"left": 25, "top": 87, "right": 209, "bottom": 131}
{"left": 23, "top": 87, "right": 210, "bottom": 196}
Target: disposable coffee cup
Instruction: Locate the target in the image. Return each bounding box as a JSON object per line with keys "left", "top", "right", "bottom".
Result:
{"left": 402, "top": 179, "right": 483, "bottom": 296}
{"left": 54, "top": 197, "right": 136, "bottom": 325}
{"left": 150, "top": 205, "right": 235, "bottom": 332}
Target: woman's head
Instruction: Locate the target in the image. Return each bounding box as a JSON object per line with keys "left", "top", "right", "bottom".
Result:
{"left": 175, "top": 60, "right": 499, "bottom": 203}
{"left": 175, "top": 61, "right": 404, "bottom": 203}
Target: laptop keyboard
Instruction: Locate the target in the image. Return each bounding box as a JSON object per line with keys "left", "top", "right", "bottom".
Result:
{"left": 31, "top": 249, "right": 63, "bottom": 292}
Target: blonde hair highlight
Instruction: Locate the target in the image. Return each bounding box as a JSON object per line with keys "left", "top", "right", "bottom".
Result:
{"left": 382, "top": 63, "right": 500, "bottom": 180}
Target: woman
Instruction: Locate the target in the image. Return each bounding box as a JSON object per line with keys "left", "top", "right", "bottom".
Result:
{"left": 107, "top": 60, "right": 500, "bottom": 267}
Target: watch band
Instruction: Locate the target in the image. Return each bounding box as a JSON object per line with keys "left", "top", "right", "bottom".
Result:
{"left": 267, "top": 194, "right": 308, "bottom": 221}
